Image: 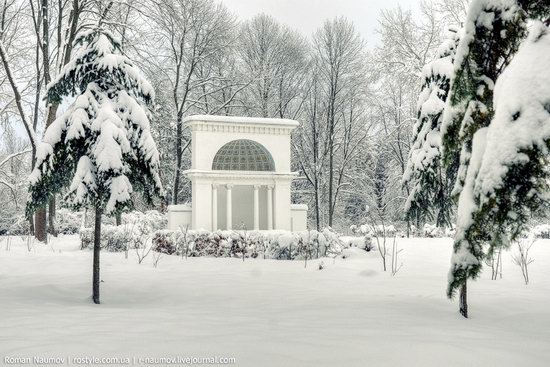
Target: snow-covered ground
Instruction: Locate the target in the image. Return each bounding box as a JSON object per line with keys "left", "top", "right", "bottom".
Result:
{"left": 1, "top": 235, "right": 549, "bottom": 367}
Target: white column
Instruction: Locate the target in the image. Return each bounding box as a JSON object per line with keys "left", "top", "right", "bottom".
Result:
{"left": 253, "top": 185, "right": 260, "bottom": 230}
{"left": 267, "top": 185, "right": 273, "bottom": 230}
{"left": 226, "top": 184, "right": 233, "bottom": 230}
{"left": 212, "top": 184, "right": 218, "bottom": 231}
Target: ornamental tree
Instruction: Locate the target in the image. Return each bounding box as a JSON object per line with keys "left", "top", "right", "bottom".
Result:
{"left": 440, "top": 0, "right": 548, "bottom": 318}
{"left": 440, "top": 0, "right": 527, "bottom": 318}
{"left": 475, "top": 21, "right": 550, "bottom": 252}
{"left": 26, "top": 27, "right": 163, "bottom": 304}
{"left": 403, "top": 28, "right": 460, "bottom": 229}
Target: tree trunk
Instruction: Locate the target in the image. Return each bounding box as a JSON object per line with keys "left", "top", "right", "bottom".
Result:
{"left": 115, "top": 212, "right": 122, "bottom": 226}
{"left": 314, "top": 179, "right": 320, "bottom": 231}
{"left": 45, "top": 106, "right": 59, "bottom": 236}
{"left": 327, "top": 86, "right": 336, "bottom": 227}
{"left": 34, "top": 207, "right": 47, "bottom": 243}
{"left": 48, "top": 196, "right": 57, "bottom": 236}
{"left": 93, "top": 205, "right": 102, "bottom": 304}
{"left": 459, "top": 281, "right": 468, "bottom": 318}
{"left": 172, "top": 114, "right": 183, "bottom": 204}
{"left": 328, "top": 134, "right": 334, "bottom": 227}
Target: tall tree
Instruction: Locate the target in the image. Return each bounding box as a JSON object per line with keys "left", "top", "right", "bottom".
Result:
{"left": 26, "top": 27, "right": 162, "bottom": 304}
{"left": 238, "top": 14, "right": 308, "bottom": 119}
{"left": 26, "top": 0, "right": 85, "bottom": 240}
{"left": 150, "top": 0, "right": 235, "bottom": 205}
{"left": 312, "top": 17, "right": 364, "bottom": 227}
{"left": 403, "top": 28, "right": 460, "bottom": 228}
{"left": 292, "top": 66, "right": 327, "bottom": 230}
{"left": 373, "top": 2, "right": 443, "bottom": 234}
{"left": 441, "top": 0, "right": 531, "bottom": 318}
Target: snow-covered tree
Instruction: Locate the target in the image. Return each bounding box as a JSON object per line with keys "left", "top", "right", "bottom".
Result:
{"left": 148, "top": 0, "right": 236, "bottom": 205}
{"left": 238, "top": 14, "right": 309, "bottom": 119}
{"left": 26, "top": 27, "right": 163, "bottom": 304}
{"left": 440, "top": 0, "right": 548, "bottom": 317}
{"left": 312, "top": 17, "right": 365, "bottom": 227}
{"left": 475, "top": 21, "right": 550, "bottom": 250}
{"left": 403, "top": 28, "right": 460, "bottom": 228}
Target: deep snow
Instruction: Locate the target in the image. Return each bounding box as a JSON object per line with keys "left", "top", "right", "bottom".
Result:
{"left": 1, "top": 235, "right": 549, "bottom": 366}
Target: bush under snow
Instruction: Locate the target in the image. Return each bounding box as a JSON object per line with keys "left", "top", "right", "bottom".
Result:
{"left": 149, "top": 228, "right": 346, "bottom": 260}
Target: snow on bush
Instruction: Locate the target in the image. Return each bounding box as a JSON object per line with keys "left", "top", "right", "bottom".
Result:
{"left": 4, "top": 215, "right": 32, "bottom": 236}
{"left": 340, "top": 236, "right": 373, "bottom": 251}
{"left": 55, "top": 208, "right": 83, "bottom": 234}
{"left": 5, "top": 209, "right": 166, "bottom": 238}
{"left": 350, "top": 223, "right": 396, "bottom": 238}
{"left": 532, "top": 224, "right": 550, "bottom": 239}
{"left": 5, "top": 209, "right": 83, "bottom": 235}
{"left": 80, "top": 225, "right": 137, "bottom": 252}
{"left": 120, "top": 210, "right": 166, "bottom": 234}
{"left": 79, "top": 210, "right": 166, "bottom": 250}
{"left": 148, "top": 228, "right": 344, "bottom": 260}
{"left": 422, "top": 223, "right": 443, "bottom": 238}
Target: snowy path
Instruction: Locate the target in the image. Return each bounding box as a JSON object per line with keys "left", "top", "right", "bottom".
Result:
{"left": 0, "top": 236, "right": 549, "bottom": 366}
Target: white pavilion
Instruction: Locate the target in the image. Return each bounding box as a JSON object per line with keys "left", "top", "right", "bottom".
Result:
{"left": 167, "top": 115, "right": 308, "bottom": 232}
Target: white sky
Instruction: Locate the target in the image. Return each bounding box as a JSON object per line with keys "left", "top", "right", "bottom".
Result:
{"left": 220, "top": 0, "right": 422, "bottom": 45}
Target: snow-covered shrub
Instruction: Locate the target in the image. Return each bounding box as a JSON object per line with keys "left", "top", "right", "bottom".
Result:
{"left": 192, "top": 230, "right": 229, "bottom": 257}
{"left": 80, "top": 227, "right": 94, "bottom": 249}
{"left": 422, "top": 223, "right": 443, "bottom": 238}
{"left": 265, "top": 231, "right": 299, "bottom": 259}
{"left": 150, "top": 230, "right": 178, "bottom": 255}
{"left": 5, "top": 215, "right": 31, "bottom": 236}
{"left": 532, "top": 224, "right": 550, "bottom": 239}
{"left": 349, "top": 225, "right": 374, "bottom": 251}
{"left": 121, "top": 210, "right": 166, "bottom": 234}
{"left": 375, "top": 225, "right": 396, "bottom": 237}
{"left": 340, "top": 236, "right": 374, "bottom": 252}
{"left": 308, "top": 230, "right": 329, "bottom": 257}
{"left": 103, "top": 226, "right": 132, "bottom": 252}
{"left": 322, "top": 227, "right": 344, "bottom": 254}
{"left": 4, "top": 212, "right": 85, "bottom": 237}
{"left": 444, "top": 226, "right": 456, "bottom": 238}
{"left": 351, "top": 223, "right": 397, "bottom": 238}
{"left": 80, "top": 225, "right": 136, "bottom": 252}
{"left": 79, "top": 210, "right": 166, "bottom": 250}
{"left": 149, "top": 228, "right": 342, "bottom": 260}
{"left": 55, "top": 208, "right": 83, "bottom": 234}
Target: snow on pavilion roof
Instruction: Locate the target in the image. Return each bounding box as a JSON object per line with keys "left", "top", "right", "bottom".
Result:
{"left": 183, "top": 114, "right": 299, "bottom": 128}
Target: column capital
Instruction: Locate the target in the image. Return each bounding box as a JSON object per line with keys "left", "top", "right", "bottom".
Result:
{"left": 253, "top": 184, "right": 262, "bottom": 190}
{"left": 266, "top": 184, "right": 274, "bottom": 190}
{"left": 226, "top": 184, "right": 234, "bottom": 190}
{"left": 212, "top": 183, "right": 220, "bottom": 189}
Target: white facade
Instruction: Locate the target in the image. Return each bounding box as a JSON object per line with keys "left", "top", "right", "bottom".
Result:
{"left": 167, "top": 115, "right": 307, "bottom": 232}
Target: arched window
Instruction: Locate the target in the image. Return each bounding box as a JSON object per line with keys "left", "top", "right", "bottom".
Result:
{"left": 212, "top": 139, "right": 275, "bottom": 171}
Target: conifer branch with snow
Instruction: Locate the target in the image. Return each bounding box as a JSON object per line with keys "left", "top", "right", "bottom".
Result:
{"left": 442, "top": 0, "right": 528, "bottom": 303}
{"left": 475, "top": 22, "right": 550, "bottom": 251}
{"left": 26, "top": 27, "right": 163, "bottom": 304}
{"left": 403, "top": 28, "right": 460, "bottom": 228}
{"left": 440, "top": 0, "right": 549, "bottom": 317}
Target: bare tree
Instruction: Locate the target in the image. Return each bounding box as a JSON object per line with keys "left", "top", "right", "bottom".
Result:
{"left": 149, "top": 0, "right": 236, "bottom": 205}
{"left": 512, "top": 237, "right": 535, "bottom": 285}
{"left": 238, "top": 14, "right": 308, "bottom": 119}
{"left": 310, "top": 17, "right": 365, "bottom": 227}
{"left": 390, "top": 235, "right": 403, "bottom": 276}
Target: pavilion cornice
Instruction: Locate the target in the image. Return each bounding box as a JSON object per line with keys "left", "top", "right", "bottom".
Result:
{"left": 185, "top": 121, "right": 295, "bottom": 135}
{"left": 184, "top": 169, "right": 298, "bottom": 181}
